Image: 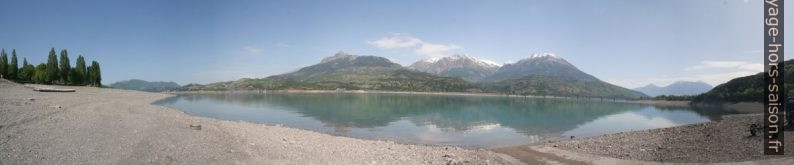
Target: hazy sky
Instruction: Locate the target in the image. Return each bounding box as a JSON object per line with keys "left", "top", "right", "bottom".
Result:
{"left": 0, "top": 0, "right": 786, "bottom": 88}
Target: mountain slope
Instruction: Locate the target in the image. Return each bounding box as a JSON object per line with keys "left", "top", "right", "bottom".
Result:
{"left": 110, "top": 79, "right": 181, "bottom": 92}
{"left": 482, "top": 53, "right": 646, "bottom": 99}
{"left": 483, "top": 53, "right": 598, "bottom": 82}
{"left": 693, "top": 59, "right": 794, "bottom": 103}
{"left": 634, "top": 81, "right": 713, "bottom": 97}
{"left": 408, "top": 54, "right": 499, "bottom": 82}
{"left": 184, "top": 52, "right": 479, "bottom": 92}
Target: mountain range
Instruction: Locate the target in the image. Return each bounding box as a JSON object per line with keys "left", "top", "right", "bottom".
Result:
{"left": 183, "top": 52, "right": 646, "bottom": 99}
{"left": 408, "top": 54, "right": 499, "bottom": 82}
{"left": 633, "top": 81, "right": 713, "bottom": 97}
{"left": 184, "top": 52, "right": 478, "bottom": 92}
{"left": 109, "top": 79, "right": 181, "bottom": 92}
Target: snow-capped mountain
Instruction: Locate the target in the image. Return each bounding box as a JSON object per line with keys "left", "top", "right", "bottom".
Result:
{"left": 481, "top": 52, "right": 646, "bottom": 99}
{"left": 408, "top": 54, "right": 500, "bottom": 82}
{"left": 483, "top": 53, "right": 597, "bottom": 82}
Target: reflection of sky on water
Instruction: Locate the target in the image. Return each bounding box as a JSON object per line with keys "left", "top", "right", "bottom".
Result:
{"left": 155, "top": 93, "right": 737, "bottom": 148}
{"left": 562, "top": 106, "right": 711, "bottom": 138}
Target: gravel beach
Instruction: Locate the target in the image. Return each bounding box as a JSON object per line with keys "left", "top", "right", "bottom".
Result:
{"left": 0, "top": 80, "right": 520, "bottom": 164}
{"left": 496, "top": 113, "right": 794, "bottom": 164}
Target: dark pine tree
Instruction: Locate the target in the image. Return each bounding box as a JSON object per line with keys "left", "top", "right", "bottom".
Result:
{"left": 46, "top": 48, "right": 59, "bottom": 84}
{"left": 90, "top": 61, "right": 101, "bottom": 86}
{"left": 9, "top": 49, "right": 18, "bottom": 80}
{"left": 75, "top": 55, "right": 86, "bottom": 85}
{"left": 0, "top": 49, "right": 7, "bottom": 79}
{"left": 59, "top": 49, "right": 71, "bottom": 84}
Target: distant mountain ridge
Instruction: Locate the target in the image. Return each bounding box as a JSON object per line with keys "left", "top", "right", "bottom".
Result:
{"left": 110, "top": 79, "right": 181, "bottom": 92}
{"left": 633, "top": 81, "right": 713, "bottom": 97}
{"left": 184, "top": 52, "right": 478, "bottom": 92}
{"left": 408, "top": 54, "right": 499, "bottom": 82}
{"left": 183, "top": 52, "right": 647, "bottom": 99}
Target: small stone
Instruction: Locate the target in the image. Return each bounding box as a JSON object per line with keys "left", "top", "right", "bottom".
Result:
{"left": 443, "top": 154, "right": 455, "bottom": 158}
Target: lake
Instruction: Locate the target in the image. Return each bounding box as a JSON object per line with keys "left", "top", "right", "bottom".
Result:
{"left": 154, "top": 93, "right": 738, "bottom": 148}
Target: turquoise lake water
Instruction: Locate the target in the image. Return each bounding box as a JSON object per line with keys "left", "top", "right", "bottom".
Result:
{"left": 154, "top": 93, "right": 738, "bottom": 148}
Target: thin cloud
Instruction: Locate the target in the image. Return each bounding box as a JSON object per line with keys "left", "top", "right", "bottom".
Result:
{"left": 243, "top": 46, "right": 263, "bottom": 53}
{"left": 367, "top": 33, "right": 462, "bottom": 57}
{"left": 275, "top": 43, "right": 291, "bottom": 48}
{"left": 685, "top": 60, "right": 762, "bottom": 72}
{"left": 415, "top": 43, "right": 461, "bottom": 57}
{"left": 367, "top": 35, "right": 423, "bottom": 49}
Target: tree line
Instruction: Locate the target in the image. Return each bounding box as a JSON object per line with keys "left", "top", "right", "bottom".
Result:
{"left": 0, "top": 48, "right": 102, "bottom": 86}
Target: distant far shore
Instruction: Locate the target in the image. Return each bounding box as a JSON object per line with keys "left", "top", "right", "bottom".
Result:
{"left": 167, "top": 89, "right": 765, "bottom": 111}
{"left": 167, "top": 89, "right": 645, "bottom": 101}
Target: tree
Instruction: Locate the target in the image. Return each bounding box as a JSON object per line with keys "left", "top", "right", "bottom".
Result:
{"left": 32, "top": 63, "right": 48, "bottom": 84}
{"left": 75, "top": 55, "right": 86, "bottom": 85}
{"left": 46, "top": 48, "right": 59, "bottom": 84}
{"left": 9, "top": 49, "right": 18, "bottom": 80}
{"left": 88, "top": 61, "right": 102, "bottom": 87}
{"left": 18, "top": 58, "right": 34, "bottom": 82}
{"left": 59, "top": 49, "right": 71, "bottom": 84}
{"left": 0, "top": 49, "right": 7, "bottom": 79}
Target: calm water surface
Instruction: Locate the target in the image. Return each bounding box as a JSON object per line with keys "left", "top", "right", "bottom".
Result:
{"left": 154, "top": 93, "right": 738, "bottom": 148}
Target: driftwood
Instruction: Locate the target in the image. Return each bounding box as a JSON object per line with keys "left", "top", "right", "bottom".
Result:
{"left": 33, "top": 88, "right": 76, "bottom": 92}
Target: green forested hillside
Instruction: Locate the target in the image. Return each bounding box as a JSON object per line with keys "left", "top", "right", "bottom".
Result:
{"left": 692, "top": 59, "right": 794, "bottom": 103}
{"left": 484, "top": 75, "right": 647, "bottom": 99}
{"left": 109, "top": 79, "right": 181, "bottom": 92}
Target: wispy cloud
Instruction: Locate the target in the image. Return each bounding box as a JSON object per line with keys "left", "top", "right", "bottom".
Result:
{"left": 367, "top": 33, "right": 462, "bottom": 57}
{"left": 242, "top": 46, "right": 262, "bottom": 53}
{"left": 367, "top": 35, "right": 422, "bottom": 49}
{"left": 685, "top": 60, "right": 762, "bottom": 72}
{"left": 416, "top": 43, "right": 462, "bottom": 57}
{"left": 275, "top": 42, "right": 291, "bottom": 48}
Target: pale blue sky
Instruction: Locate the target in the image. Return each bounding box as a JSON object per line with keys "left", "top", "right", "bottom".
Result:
{"left": 0, "top": 0, "right": 784, "bottom": 88}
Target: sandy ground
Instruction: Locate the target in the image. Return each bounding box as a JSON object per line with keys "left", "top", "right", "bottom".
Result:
{"left": 0, "top": 80, "right": 521, "bottom": 164}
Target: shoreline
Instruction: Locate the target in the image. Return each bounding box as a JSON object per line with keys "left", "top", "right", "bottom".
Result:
{"left": 496, "top": 113, "right": 794, "bottom": 163}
